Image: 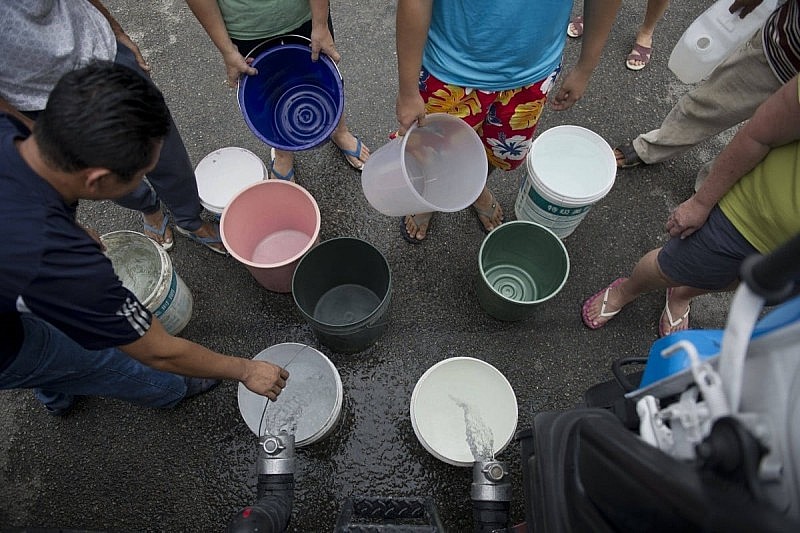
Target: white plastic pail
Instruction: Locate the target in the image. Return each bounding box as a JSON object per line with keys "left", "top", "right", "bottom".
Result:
{"left": 238, "top": 343, "right": 343, "bottom": 446}
{"left": 194, "top": 147, "right": 267, "bottom": 217}
{"left": 361, "top": 113, "right": 487, "bottom": 216}
{"left": 514, "top": 125, "right": 616, "bottom": 239}
{"left": 101, "top": 230, "right": 194, "bottom": 335}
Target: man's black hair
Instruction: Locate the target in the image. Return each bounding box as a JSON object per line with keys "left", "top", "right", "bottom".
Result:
{"left": 35, "top": 62, "right": 171, "bottom": 181}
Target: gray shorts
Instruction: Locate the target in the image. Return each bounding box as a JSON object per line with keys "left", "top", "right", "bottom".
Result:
{"left": 657, "top": 205, "right": 759, "bottom": 291}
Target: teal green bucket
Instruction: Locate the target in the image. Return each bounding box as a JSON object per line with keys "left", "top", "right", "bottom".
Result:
{"left": 477, "top": 221, "right": 569, "bottom": 321}
{"left": 292, "top": 237, "right": 392, "bottom": 353}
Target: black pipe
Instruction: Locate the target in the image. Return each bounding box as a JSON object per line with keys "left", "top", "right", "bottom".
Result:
{"left": 227, "top": 432, "right": 295, "bottom": 533}
{"left": 471, "top": 460, "right": 511, "bottom": 533}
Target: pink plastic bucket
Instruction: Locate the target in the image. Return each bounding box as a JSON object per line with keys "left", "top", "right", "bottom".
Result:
{"left": 221, "top": 180, "right": 321, "bottom": 293}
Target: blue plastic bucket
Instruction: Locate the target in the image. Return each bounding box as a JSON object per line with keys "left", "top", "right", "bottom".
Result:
{"left": 237, "top": 41, "right": 344, "bottom": 151}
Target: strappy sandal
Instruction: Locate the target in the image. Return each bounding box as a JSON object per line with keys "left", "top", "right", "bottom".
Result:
{"left": 400, "top": 213, "right": 433, "bottom": 244}
{"left": 626, "top": 43, "right": 653, "bottom": 71}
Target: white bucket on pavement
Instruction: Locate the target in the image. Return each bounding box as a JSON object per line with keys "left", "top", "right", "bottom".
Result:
{"left": 101, "top": 230, "right": 194, "bottom": 335}
{"left": 514, "top": 125, "right": 616, "bottom": 238}
{"left": 195, "top": 147, "right": 267, "bottom": 217}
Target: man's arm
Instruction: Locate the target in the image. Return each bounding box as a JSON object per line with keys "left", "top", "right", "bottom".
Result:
{"left": 668, "top": 75, "right": 800, "bottom": 238}
{"left": 120, "top": 318, "right": 288, "bottom": 400}
{"left": 309, "top": 0, "right": 338, "bottom": 62}
{"left": 550, "top": 0, "right": 622, "bottom": 110}
{"left": 184, "top": 0, "right": 257, "bottom": 87}
{"left": 85, "top": 0, "right": 150, "bottom": 72}
{"left": 395, "top": 0, "right": 432, "bottom": 135}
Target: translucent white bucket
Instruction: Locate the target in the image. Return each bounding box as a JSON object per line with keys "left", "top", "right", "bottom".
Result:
{"left": 514, "top": 125, "right": 616, "bottom": 239}
{"left": 361, "top": 113, "right": 487, "bottom": 216}
{"left": 101, "top": 230, "right": 194, "bottom": 335}
{"left": 410, "top": 357, "right": 518, "bottom": 467}
{"left": 238, "top": 343, "right": 343, "bottom": 446}
{"left": 194, "top": 147, "right": 267, "bottom": 217}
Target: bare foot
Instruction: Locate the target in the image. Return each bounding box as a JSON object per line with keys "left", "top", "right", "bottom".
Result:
{"left": 269, "top": 148, "right": 295, "bottom": 181}
{"left": 658, "top": 288, "right": 691, "bottom": 337}
{"left": 402, "top": 212, "right": 433, "bottom": 242}
{"left": 142, "top": 210, "right": 174, "bottom": 249}
{"left": 472, "top": 188, "right": 504, "bottom": 232}
{"left": 581, "top": 278, "right": 628, "bottom": 329}
{"left": 331, "top": 129, "right": 370, "bottom": 169}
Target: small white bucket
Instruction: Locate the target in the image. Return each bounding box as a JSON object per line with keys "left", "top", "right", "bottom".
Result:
{"left": 194, "top": 147, "right": 267, "bottom": 217}
{"left": 514, "top": 125, "right": 616, "bottom": 238}
{"left": 410, "top": 357, "right": 518, "bottom": 467}
{"left": 237, "top": 343, "right": 343, "bottom": 446}
{"left": 101, "top": 230, "right": 194, "bottom": 335}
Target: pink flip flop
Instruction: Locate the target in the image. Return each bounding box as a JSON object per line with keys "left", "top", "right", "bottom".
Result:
{"left": 581, "top": 277, "right": 627, "bottom": 330}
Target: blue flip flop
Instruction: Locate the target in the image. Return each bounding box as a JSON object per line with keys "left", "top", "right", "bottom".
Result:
{"left": 269, "top": 147, "right": 295, "bottom": 181}
{"left": 336, "top": 136, "right": 366, "bottom": 171}
{"left": 174, "top": 222, "right": 228, "bottom": 255}
{"left": 142, "top": 211, "right": 174, "bottom": 251}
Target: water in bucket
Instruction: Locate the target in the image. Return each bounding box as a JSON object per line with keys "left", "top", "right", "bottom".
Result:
{"left": 238, "top": 343, "right": 343, "bottom": 446}
{"left": 292, "top": 237, "right": 392, "bottom": 353}
{"left": 410, "top": 357, "right": 517, "bottom": 467}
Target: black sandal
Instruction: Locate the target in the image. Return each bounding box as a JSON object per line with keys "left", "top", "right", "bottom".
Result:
{"left": 614, "top": 143, "right": 644, "bottom": 169}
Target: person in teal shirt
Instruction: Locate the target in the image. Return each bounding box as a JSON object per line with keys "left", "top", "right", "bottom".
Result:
{"left": 394, "top": 0, "right": 621, "bottom": 243}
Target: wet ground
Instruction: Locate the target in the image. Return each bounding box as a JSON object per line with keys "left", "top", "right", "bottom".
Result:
{"left": 1, "top": 1, "right": 736, "bottom": 531}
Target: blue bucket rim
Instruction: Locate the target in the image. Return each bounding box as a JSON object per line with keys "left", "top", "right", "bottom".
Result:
{"left": 237, "top": 42, "right": 344, "bottom": 151}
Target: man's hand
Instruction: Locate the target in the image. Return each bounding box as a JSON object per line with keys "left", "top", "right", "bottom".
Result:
{"left": 116, "top": 32, "right": 151, "bottom": 73}
{"left": 666, "top": 195, "right": 713, "bottom": 239}
{"left": 242, "top": 360, "right": 289, "bottom": 401}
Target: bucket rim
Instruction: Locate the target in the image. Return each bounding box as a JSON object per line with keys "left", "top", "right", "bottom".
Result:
{"left": 397, "top": 113, "right": 488, "bottom": 213}
{"left": 100, "top": 230, "right": 171, "bottom": 308}
{"left": 526, "top": 124, "right": 616, "bottom": 205}
{"left": 291, "top": 236, "right": 392, "bottom": 329}
{"left": 220, "top": 180, "right": 321, "bottom": 269}
{"left": 236, "top": 43, "right": 344, "bottom": 151}
{"left": 477, "top": 221, "right": 570, "bottom": 306}
{"left": 195, "top": 146, "right": 267, "bottom": 213}
{"left": 409, "top": 356, "right": 518, "bottom": 467}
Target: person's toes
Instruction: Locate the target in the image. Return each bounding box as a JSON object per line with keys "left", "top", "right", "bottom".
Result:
{"left": 405, "top": 214, "right": 430, "bottom": 240}
{"left": 194, "top": 222, "right": 226, "bottom": 253}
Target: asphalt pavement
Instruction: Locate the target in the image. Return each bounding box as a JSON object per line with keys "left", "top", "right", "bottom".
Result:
{"left": 0, "top": 1, "right": 736, "bottom": 531}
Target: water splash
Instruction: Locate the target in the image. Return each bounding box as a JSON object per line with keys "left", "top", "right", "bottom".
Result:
{"left": 450, "top": 395, "right": 494, "bottom": 461}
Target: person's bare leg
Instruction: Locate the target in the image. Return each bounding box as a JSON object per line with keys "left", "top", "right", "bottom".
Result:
{"left": 472, "top": 167, "right": 504, "bottom": 232}
{"left": 628, "top": 0, "right": 670, "bottom": 68}
{"left": 584, "top": 248, "right": 672, "bottom": 326}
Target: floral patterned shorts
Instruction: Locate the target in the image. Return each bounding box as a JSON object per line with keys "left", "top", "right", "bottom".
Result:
{"left": 418, "top": 66, "right": 561, "bottom": 171}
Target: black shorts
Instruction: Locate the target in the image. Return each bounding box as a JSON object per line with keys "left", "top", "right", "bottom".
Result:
{"left": 657, "top": 205, "right": 759, "bottom": 291}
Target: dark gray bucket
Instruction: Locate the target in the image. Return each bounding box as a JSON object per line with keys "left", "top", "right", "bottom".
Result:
{"left": 292, "top": 237, "right": 391, "bottom": 353}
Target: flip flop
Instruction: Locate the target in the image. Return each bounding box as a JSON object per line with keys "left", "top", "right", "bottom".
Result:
{"left": 174, "top": 222, "right": 228, "bottom": 255}
{"left": 471, "top": 190, "right": 505, "bottom": 234}
{"left": 142, "top": 211, "right": 174, "bottom": 251}
{"left": 400, "top": 213, "right": 433, "bottom": 244}
{"left": 658, "top": 287, "right": 691, "bottom": 337}
{"left": 614, "top": 143, "right": 644, "bottom": 169}
{"left": 581, "top": 277, "right": 628, "bottom": 330}
{"left": 626, "top": 43, "right": 653, "bottom": 71}
{"left": 269, "top": 147, "right": 295, "bottom": 181}
{"left": 335, "top": 136, "right": 368, "bottom": 171}
{"left": 567, "top": 16, "right": 584, "bottom": 38}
